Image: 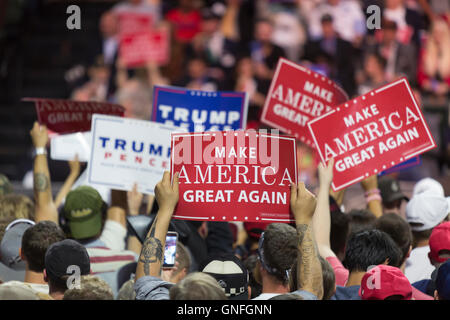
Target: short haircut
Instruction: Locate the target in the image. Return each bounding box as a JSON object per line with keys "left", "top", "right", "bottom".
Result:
{"left": 21, "top": 221, "right": 66, "bottom": 272}
{"left": 243, "top": 254, "right": 262, "bottom": 299}
{"left": 411, "top": 228, "right": 433, "bottom": 248}
{"left": 261, "top": 223, "right": 298, "bottom": 284}
{"left": 375, "top": 213, "right": 412, "bottom": 265}
{"left": 169, "top": 272, "right": 227, "bottom": 300}
{"left": 63, "top": 275, "right": 114, "bottom": 300}
{"left": 343, "top": 229, "right": 402, "bottom": 273}
{"left": 348, "top": 209, "right": 377, "bottom": 235}
{"left": 0, "top": 194, "right": 35, "bottom": 221}
{"left": 117, "top": 279, "right": 136, "bottom": 300}
{"left": 171, "top": 242, "right": 191, "bottom": 277}
{"left": 288, "top": 256, "right": 335, "bottom": 300}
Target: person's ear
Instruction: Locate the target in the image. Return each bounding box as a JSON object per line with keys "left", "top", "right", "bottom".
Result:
{"left": 248, "top": 286, "right": 251, "bottom": 300}
{"left": 383, "top": 258, "right": 389, "bottom": 265}
{"left": 19, "top": 248, "right": 26, "bottom": 261}
{"left": 43, "top": 269, "right": 48, "bottom": 283}
{"left": 406, "top": 245, "right": 412, "bottom": 259}
{"left": 253, "top": 261, "right": 262, "bottom": 285}
{"left": 434, "top": 290, "right": 439, "bottom": 300}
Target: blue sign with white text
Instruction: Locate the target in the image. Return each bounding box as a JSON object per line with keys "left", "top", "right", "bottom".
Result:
{"left": 152, "top": 86, "right": 248, "bottom": 132}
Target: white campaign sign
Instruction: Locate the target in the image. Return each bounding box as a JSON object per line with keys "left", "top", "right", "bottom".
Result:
{"left": 51, "top": 132, "right": 92, "bottom": 162}
{"left": 87, "top": 114, "right": 184, "bottom": 194}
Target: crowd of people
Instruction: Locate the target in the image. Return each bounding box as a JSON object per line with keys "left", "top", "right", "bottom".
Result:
{"left": 0, "top": 0, "right": 449, "bottom": 302}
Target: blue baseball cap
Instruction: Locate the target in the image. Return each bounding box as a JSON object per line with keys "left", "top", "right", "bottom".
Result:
{"left": 436, "top": 260, "right": 450, "bottom": 300}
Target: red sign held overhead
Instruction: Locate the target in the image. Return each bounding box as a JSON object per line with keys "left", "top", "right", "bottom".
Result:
{"left": 261, "top": 58, "right": 348, "bottom": 148}
{"left": 170, "top": 130, "right": 298, "bottom": 223}
{"left": 308, "top": 78, "right": 436, "bottom": 191}
{"left": 23, "top": 98, "right": 125, "bottom": 134}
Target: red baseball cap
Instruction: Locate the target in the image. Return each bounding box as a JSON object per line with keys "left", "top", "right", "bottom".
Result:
{"left": 243, "top": 222, "right": 271, "bottom": 240}
{"left": 429, "top": 222, "right": 450, "bottom": 264}
{"left": 359, "top": 265, "right": 412, "bottom": 300}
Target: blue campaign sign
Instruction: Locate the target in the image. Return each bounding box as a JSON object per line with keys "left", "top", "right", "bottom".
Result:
{"left": 151, "top": 86, "right": 248, "bottom": 132}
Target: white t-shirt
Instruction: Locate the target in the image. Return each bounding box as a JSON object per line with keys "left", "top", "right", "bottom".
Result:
{"left": 252, "top": 293, "right": 281, "bottom": 300}
{"left": 405, "top": 245, "right": 435, "bottom": 283}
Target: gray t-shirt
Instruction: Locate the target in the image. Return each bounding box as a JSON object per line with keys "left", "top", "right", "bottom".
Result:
{"left": 134, "top": 276, "right": 173, "bottom": 300}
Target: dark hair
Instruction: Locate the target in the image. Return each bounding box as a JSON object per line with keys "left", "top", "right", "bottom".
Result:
{"left": 330, "top": 203, "right": 350, "bottom": 257}
{"left": 375, "top": 213, "right": 412, "bottom": 265}
{"left": 243, "top": 254, "right": 262, "bottom": 299}
{"left": 21, "top": 221, "right": 66, "bottom": 272}
{"left": 261, "top": 223, "right": 297, "bottom": 284}
{"left": 411, "top": 228, "right": 434, "bottom": 248}
{"left": 366, "top": 52, "right": 387, "bottom": 70}
{"left": 343, "top": 229, "right": 402, "bottom": 272}
{"left": 289, "top": 256, "right": 335, "bottom": 300}
{"left": 348, "top": 209, "right": 376, "bottom": 235}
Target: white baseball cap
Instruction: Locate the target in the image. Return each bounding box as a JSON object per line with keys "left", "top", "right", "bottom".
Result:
{"left": 406, "top": 193, "right": 449, "bottom": 231}
{"left": 412, "top": 178, "right": 445, "bottom": 197}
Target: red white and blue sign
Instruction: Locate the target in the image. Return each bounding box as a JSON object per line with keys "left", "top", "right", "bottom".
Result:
{"left": 151, "top": 85, "right": 249, "bottom": 132}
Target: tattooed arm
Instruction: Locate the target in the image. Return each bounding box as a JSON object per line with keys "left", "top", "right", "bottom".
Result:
{"left": 290, "top": 181, "right": 323, "bottom": 299}
{"left": 30, "top": 122, "right": 58, "bottom": 223}
{"left": 135, "top": 171, "right": 179, "bottom": 280}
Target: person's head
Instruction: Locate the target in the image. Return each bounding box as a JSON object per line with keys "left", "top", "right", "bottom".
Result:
{"left": 169, "top": 272, "right": 227, "bottom": 300}
{"left": 63, "top": 186, "right": 106, "bottom": 240}
{"left": 320, "top": 14, "right": 335, "bottom": 39}
{"left": 44, "top": 239, "right": 91, "bottom": 296}
{"left": 117, "top": 279, "right": 136, "bottom": 300}
{"left": 201, "top": 253, "right": 249, "bottom": 300}
{"left": 381, "top": 19, "right": 398, "bottom": 44}
{"left": 435, "top": 260, "right": 450, "bottom": 300}
{"left": 0, "top": 174, "right": 13, "bottom": 198}
{"left": 375, "top": 213, "right": 412, "bottom": 266}
{"left": 0, "top": 194, "right": 35, "bottom": 227}
{"left": 169, "top": 242, "right": 191, "bottom": 283}
{"left": 406, "top": 193, "right": 449, "bottom": 246}
{"left": 348, "top": 209, "right": 377, "bottom": 235}
{"left": 255, "top": 18, "right": 274, "bottom": 43}
{"left": 0, "top": 219, "right": 35, "bottom": 270}
{"left": 201, "top": 8, "right": 221, "bottom": 34}
{"left": 243, "top": 221, "right": 270, "bottom": 250}
{"left": 364, "top": 52, "right": 387, "bottom": 77}
{"left": 330, "top": 197, "right": 350, "bottom": 261}
{"left": 255, "top": 223, "right": 297, "bottom": 288}
{"left": 63, "top": 275, "right": 113, "bottom": 300}
{"left": 243, "top": 254, "right": 262, "bottom": 299}
{"left": 289, "top": 255, "right": 336, "bottom": 300}
{"left": 99, "top": 11, "right": 118, "bottom": 38}
{"left": 343, "top": 229, "right": 402, "bottom": 273}
{"left": 21, "top": 221, "right": 66, "bottom": 273}
{"left": 429, "top": 18, "right": 450, "bottom": 44}
{"left": 187, "top": 57, "right": 208, "bottom": 80}
{"left": 116, "top": 79, "right": 153, "bottom": 120}
{"left": 359, "top": 265, "right": 412, "bottom": 300}
{"left": 378, "top": 176, "right": 408, "bottom": 214}
{"left": 428, "top": 222, "right": 450, "bottom": 267}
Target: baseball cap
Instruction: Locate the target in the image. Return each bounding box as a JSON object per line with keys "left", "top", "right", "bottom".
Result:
{"left": 359, "top": 265, "right": 412, "bottom": 300}
{"left": 428, "top": 222, "right": 450, "bottom": 264}
{"left": 44, "top": 239, "right": 91, "bottom": 283}
{"left": 0, "top": 219, "right": 35, "bottom": 270}
{"left": 243, "top": 222, "right": 270, "bottom": 240}
{"left": 436, "top": 260, "right": 450, "bottom": 300}
{"left": 63, "top": 186, "right": 104, "bottom": 239}
{"left": 406, "top": 193, "right": 449, "bottom": 231}
{"left": 413, "top": 178, "right": 445, "bottom": 197}
{"left": 0, "top": 174, "right": 13, "bottom": 197}
{"left": 201, "top": 253, "right": 249, "bottom": 300}
{"left": 379, "top": 176, "right": 409, "bottom": 204}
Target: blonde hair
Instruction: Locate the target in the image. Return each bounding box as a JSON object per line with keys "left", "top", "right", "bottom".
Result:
{"left": 169, "top": 272, "right": 227, "bottom": 300}
{"left": 423, "top": 19, "right": 450, "bottom": 79}
{"left": 63, "top": 275, "right": 114, "bottom": 300}
{"left": 0, "top": 194, "right": 35, "bottom": 241}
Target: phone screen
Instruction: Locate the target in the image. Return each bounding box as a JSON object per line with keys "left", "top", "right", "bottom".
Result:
{"left": 163, "top": 232, "right": 178, "bottom": 268}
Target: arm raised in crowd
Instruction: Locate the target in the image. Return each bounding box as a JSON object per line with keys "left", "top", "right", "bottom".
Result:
{"left": 30, "top": 122, "right": 58, "bottom": 223}
{"left": 312, "top": 159, "right": 338, "bottom": 259}
{"left": 54, "top": 155, "right": 80, "bottom": 208}
{"left": 290, "top": 181, "right": 323, "bottom": 299}
{"left": 361, "top": 175, "right": 383, "bottom": 218}
{"left": 135, "top": 171, "right": 179, "bottom": 280}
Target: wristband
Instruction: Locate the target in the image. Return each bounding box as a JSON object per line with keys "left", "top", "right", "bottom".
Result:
{"left": 366, "top": 194, "right": 382, "bottom": 203}
{"left": 33, "top": 147, "right": 47, "bottom": 157}
{"left": 364, "top": 188, "right": 380, "bottom": 197}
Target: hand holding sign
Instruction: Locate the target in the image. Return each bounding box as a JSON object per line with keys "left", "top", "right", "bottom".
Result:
{"left": 290, "top": 182, "right": 317, "bottom": 222}
{"left": 30, "top": 121, "right": 48, "bottom": 148}
{"left": 155, "top": 171, "right": 179, "bottom": 216}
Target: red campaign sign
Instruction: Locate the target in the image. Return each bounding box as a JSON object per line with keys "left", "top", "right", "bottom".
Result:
{"left": 23, "top": 98, "right": 125, "bottom": 134}
{"left": 117, "top": 12, "right": 153, "bottom": 35}
{"left": 170, "top": 131, "right": 298, "bottom": 223}
{"left": 261, "top": 58, "right": 348, "bottom": 148}
{"left": 119, "top": 29, "right": 169, "bottom": 68}
{"left": 308, "top": 78, "right": 436, "bottom": 191}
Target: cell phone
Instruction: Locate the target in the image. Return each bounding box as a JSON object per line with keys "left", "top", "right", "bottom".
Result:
{"left": 163, "top": 231, "right": 178, "bottom": 268}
